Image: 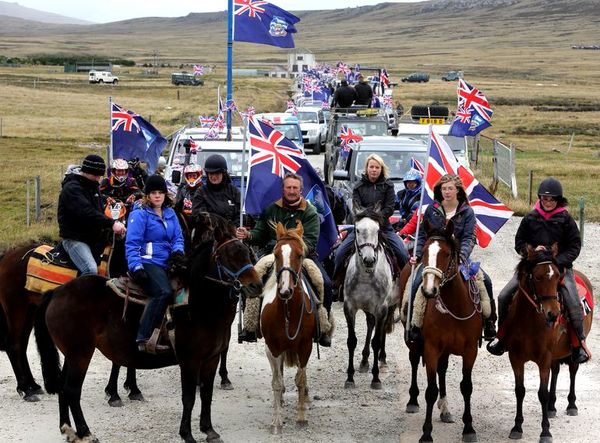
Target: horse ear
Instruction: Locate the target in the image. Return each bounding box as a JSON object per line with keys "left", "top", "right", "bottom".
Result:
{"left": 423, "top": 219, "right": 433, "bottom": 235}
{"left": 445, "top": 219, "right": 454, "bottom": 238}
{"left": 550, "top": 242, "right": 559, "bottom": 258}
{"left": 373, "top": 201, "right": 382, "bottom": 213}
{"left": 353, "top": 201, "right": 364, "bottom": 215}
{"left": 276, "top": 222, "right": 286, "bottom": 239}
{"left": 295, "top": 220, "right": 304, "bottom": 237}
{"left": 525, "top": 244, "right": 536, "bottom": 260}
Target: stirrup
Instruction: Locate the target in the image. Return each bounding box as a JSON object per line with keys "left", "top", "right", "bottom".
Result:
{"left": 571, "top": 347, "right": 589, "bottom": 364}
{"left": 486, "top": 338, "right": 505, "bottom": 356}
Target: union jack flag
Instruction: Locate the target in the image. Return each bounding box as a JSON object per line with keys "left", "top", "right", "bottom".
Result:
{"left": 214, "top": 115, "right": 225, "bottom": 131}
{"left": 225, "top": 99, "right": 237, "bottom": 112}
{"left": 234, "top": 0, "right": 267, "bottom": 17}
{"left": 239, "top": 106, "right": 256, "bottom": 118}
{"left": 409, "top": 157, "right": 425, "bottom": 175}
{"left": 286, "top": 100, "right": 298, "bottom": 116}
{"left": 380, "top": 68, "right": 390, "bottom": 87}
{"left": 112, "top": 104, "right": 140, "bottom": 132}
{"left": 382, "top": 95, "right": 394, "bottom": 109}
{"left": 193, "top": 65, "right": 204, "bottom": 76}
{"left": 199, "top": 115, "right": 216, "bottom": 127}
{"left": 322, "top": 101, "right": 330, "bottom": 110}
{"left": 449, "top": 79, "right": 493, "bottom": 137}
{"left": 339, "top": 126, "right": 363, "bottom": 148}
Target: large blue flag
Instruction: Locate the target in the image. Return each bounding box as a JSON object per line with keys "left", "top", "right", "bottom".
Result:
{"left": 233, "top": 0, "right": 300, "bottom": 48}
{"left": 448, "top": 79, "right": 493, "bottom": 137}
{"left": 244, "top": 117, "right": 337, "bottom": 260}
{"left": 111, "top": 103, "right": 167, "bottom": 173}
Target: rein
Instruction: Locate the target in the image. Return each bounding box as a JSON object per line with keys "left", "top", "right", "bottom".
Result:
{"left": 204, "top": 237, "right": 252, "bottom": 294}
{"left": 518, "top": 260, "right": 559, "bottom": 314}
{"left": 422, "top": 236, "right": 458, "bottom": 288}
{"left": 355, "top": 235, "right": 379, "bottom": 273}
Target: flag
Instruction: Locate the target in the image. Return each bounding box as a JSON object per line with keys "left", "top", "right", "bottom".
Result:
{"left": 422, "top": 132, "right": 512, "bottom": 247}
{"left": 244, "top": 117, "right": 337, "bottom": 260}
{"left": 233, "top": 0, "right": 300, "bottom": 48}
{"left": 339, "top": 126, "right": 363, "bottom": 159}
{"left": 193, "top": 65, "right": 204, "bottom": 76}
{"left": 409, "top": 157, "right": 425, "bottom": 175}
{"left": 111, "top": 103, "right": 167, "bottom": 173}
{"left": 199, "top": 115, "right": 216, "bottom": 127}
{"left": 448, "top": 79, "right": 493, "bottom": 137}
{"left": 286, "top": 100, "right": 298, "bottom": 116}
{"left": 380, "top": 68, "right": 390, "bottom": 87}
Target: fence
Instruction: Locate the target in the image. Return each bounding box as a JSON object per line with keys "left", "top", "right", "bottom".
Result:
{"left": 473, "top": 135, "right": 518, "bottom": 198}
{"left": 25, "top": 176, "right": 41, "bottom": 226}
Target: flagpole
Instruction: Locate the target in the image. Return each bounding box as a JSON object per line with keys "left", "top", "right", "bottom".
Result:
{"left": 226, "top": 0, "right": 233, "bottom": 141}
{"left": 239, "top": 116, "right": 249, "bottom": 228}
{"left": 108, "top": 96, "right": 113, "bottom": 165}
{"left": 405, "top": 124, "right": 433, "bottom": 342}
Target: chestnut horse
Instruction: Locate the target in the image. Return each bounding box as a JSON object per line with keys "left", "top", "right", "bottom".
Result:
{"left": 34, "top": 214, "right": 262, "bottom": 443}
{"left": 501, "top": 245, "right": 593, "bottom": 443}
{"left": 261, "top": 221, "right": 317, "bottom": 434}
{"left": 400, "top": 222, "right": 482, "bottom": 442}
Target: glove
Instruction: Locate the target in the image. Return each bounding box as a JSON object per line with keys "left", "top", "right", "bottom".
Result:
{"left": 168, "top": 252, "right": 187, "bottom": 272}
{"left": 132, "top": 269, "right": 148, "bottom": 285}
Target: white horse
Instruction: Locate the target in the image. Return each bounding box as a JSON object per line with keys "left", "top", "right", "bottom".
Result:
{"left": 343, "top": 209, "right": 397, "bottom": 389}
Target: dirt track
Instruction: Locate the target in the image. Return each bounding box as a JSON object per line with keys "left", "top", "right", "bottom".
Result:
{"left": 1, "top": 217, "right": 599, "bottom": 443}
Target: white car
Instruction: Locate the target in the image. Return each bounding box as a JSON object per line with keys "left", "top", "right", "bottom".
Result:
{"left": 285, "top": 106, "right": 327, "bottom": 154}
{"left": 88, "top": 70, "right": 118, "bottom": 84}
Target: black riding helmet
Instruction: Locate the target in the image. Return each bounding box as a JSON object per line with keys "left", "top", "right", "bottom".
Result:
{"left": 538, "top": 177, "right": 563, "bottom": 199}
{"left": 204, "top": 154, "right": 228, "bottom": 173}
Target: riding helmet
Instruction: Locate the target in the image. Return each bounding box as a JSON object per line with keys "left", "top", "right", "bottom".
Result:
{"left": 204, "top": 154, "right": 228, "bottom": 173}
{"left": 537, "top": 177, "right": 563, "bottom": 199}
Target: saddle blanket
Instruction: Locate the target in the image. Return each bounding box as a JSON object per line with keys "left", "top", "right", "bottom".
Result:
{"left": 106, "top": 276, "right": 188, "bottom": 306}
{"left": 575, "top": 274, "right": 593, "bottom": 315}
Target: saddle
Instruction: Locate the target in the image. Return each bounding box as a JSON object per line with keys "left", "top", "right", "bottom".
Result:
{"left": 556, "top": 274, "right": 594, "bottom": 348}
{"left": 25, "top": 244, "right": 108, "bottom": 293}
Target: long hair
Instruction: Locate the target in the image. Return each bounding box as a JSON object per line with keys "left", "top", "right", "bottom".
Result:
{"left": 363, "top": 154, "right": 389, "bottom": 179}
{"left": 433, "top": 174, "right": 468, "bottom": 205}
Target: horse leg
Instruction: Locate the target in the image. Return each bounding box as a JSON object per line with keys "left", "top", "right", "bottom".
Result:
{"left": 198, "top": 356, "right": 222, "bottom": 443}
{"left": 537, "top": 359, "right": 553, "bottom": 442}
{"left": 369, "top": 313, "right": 386, "bottom": 390}
{"left": 344, "top": 303, "right": 358, "bottom": 388}
{"left": 104, "top": 363, "right": 123, "bottom": 407}
{"left": 437, "top": 354, "right": 454, "bottom": 424}
{"left": 266, "top": 348, "right": 284, "bottom": 434}
{"left": 566, "top": 362, "right": 579, "bottom": 416}
{"left": 295, "top": 366, "right": 309, "bottom": 427}
{"left": 379, "top": 328, "right": 388, "bottom": 372}
{"left": 406, "top": 346, "right": 421, "bottom": 413}
{"left": 178, "top": 364, "right": 199, "bottom": 443}
{"left": 218, "top": 347, "right": 233, "bottom": 390}
{"left": 548, "top": 361, "right": 560, "bottom": 418}
{"left": 460, "top": 352, "right": 477, "bottom": 442}
{"left": 5, "top": 306, "right": 40, "bottom": 400}
{"left": 58, "top": 362, "right": 73, "bottom": 437}
{"left": 419, "top": 353, "right": 440, "bottom": 442}
{"left": 62, "top": 353, "right": 96, "bottom": 441}
{"left": 124, "top": 366, "right": 144, "bottom": 401}
{"left": 509, "top": 357, "right": 525, "bottom": 439}
{"left": 359, "top": 312, "right": 374, "bottom": 373}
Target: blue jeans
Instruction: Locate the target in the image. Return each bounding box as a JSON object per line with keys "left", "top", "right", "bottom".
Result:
{"left": 137, "top": 263, "right": 173, "bottom": 342}
{"left": 333, "top": 228, "right": 355, "bottom": 274}
{"left": 62, "top": 239, "right": 98, "bottom": 276}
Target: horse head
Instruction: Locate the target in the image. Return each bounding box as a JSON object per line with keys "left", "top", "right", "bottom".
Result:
{"left": 517, "top": 243, "right": 561, "bottom": 324}
{"left": 353, "top": 209, "right": 384, "bottom": 272}
{"left": 420, "top": 220, "right": 458, "bottom": 299}
{"left": 274, "top": 221, "right": 306, "bottom": 300}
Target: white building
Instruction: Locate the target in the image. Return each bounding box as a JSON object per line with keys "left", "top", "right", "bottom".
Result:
{"left": 287, "top": 50, "right": 316, "bottom": 76}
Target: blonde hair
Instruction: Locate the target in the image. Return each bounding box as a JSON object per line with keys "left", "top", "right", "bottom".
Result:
{"left": 363, "top": 154, "right": 389, "bottom": 179}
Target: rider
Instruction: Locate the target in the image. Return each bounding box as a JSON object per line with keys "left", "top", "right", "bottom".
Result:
{"left": 99, "top": 158, "right": 143, "bottom": 207}
{"left": 487, "top": 178, "right": 589, "bottom": 363}
{"left": 333, "top": 154, "right": 409, "bottom": 292}
{"left": 175, "top": 164, "right": 203, "bottom": 217}
{"left": 191, "top": 154, "right": 240, "bottom": 226}
{"left": 235, "top": 173, "right": 333, "bottom": 346}
{"left": 395, "top": 168, "right": 422, "bottom": 230}
{"left": 126, "top": 175, "right": 185, "bottom": 354}
{"left": 58, "top": 154, "right": 127, "bottom": 275}
{"left": 409, "top": 174, "right": 497, "bottom": 340}
{"left": 128, "top": 157, "right": 149, "bottom": 190}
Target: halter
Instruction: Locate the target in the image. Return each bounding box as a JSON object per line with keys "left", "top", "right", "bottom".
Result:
{"left": 205, "top": 237, "right": 253, "bottom": 293}
{"left": 355, "top": 235, "right": 379, "bottom": 272}
{"left": 421, "top": 236, "right": 458, "bottom": 290}
{"left": 518, "top": 260, "right": 560, "bottom": 315}
{"left": 276, "top": 266, "right": 301, "bottom": 298}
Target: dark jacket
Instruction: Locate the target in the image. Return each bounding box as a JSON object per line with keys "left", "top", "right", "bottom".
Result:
{"left": 175, "top": 184, "right": 200, "bottom": 216}
{"left": 332, "top": 85, "right": 357, "bottom": 108}
{"left": 515, "top": 203, "right": 581, "bottom": 269}
{"left": 191, "top": 176, "right": 241, "bottom": 226}
{"left": 396, "top": 187, "right": 421, "bottom": 223}
{"left": 248, "top": 198, "right": 319, "bottom": 257}
{"left": 416, "top": 201, "right": 476, "bottom": 262}
{"left": 353, "top": 174, "right": 396, "bottom": 226}
{"left": 99, "top": 176, "right": 142, "bottom": 203}
{"left": 354, "top": 81, "right": 373, "bottom": 106}
{"left": 58, "top": 174, "right": 115, "bottom": 245}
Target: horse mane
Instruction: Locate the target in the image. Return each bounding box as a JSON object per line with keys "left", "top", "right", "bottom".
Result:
{"left": 516, "top": 249, "right": 557, "bottom": 276}
{"left": 277, "top": 228, "right": 307, "bottom": 255}
{"left": 354, "top": 208, "right": 385, "bottom": 227}
{"left": 426, "top": 227, "right": 459, "bottom": 254}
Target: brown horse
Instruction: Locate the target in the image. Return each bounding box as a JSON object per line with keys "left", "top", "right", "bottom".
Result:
{"left": 501, "top": 245, "right": 593, "bottom": 443}
{"left": 261, "top": 221, "right": 317, "bottom": 434}
{"left": 34, "top": 214, "right": 262, "bottom": 443}
{"left": 399, "top": 222, "right": 482, "bottom": 442}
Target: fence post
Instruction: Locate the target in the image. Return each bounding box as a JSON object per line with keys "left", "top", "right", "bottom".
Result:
{"left": 177, "top": 90, "right": 180, "bottom": 100}
{"left": 35, "top": 176, "right": 41, "bottom": 222}
{"left": 26, "top": 180, "right": 31, "bottom": 226}
{"left": 527, "top": 170, "right": 533, "bottom": 207}
{"left": 579, "top": 198, "right": 585, "bottom": 244}
{"left": 0, "top": 117, "right": 2, "bottom": 137}
{"left": 490, "top": 140, "right": 498, "bottom": 194}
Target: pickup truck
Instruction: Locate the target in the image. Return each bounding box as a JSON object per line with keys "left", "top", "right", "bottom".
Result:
{"left": 88, "top": 70, "right": 119, "bottom": 84}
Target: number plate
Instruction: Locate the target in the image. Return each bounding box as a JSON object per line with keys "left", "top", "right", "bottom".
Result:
{"left": 419, "top": 118, "right": 445, "bottom": 125}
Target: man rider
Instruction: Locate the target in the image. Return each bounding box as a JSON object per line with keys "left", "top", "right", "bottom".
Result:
{"left": 99, "top": 158, "right": 143, "bottom": 207}
{"left": 58, "top": 154, "right": 126, "bottom": 275}
{"left": 331, "top": 79, "right": 357, "bottom": 109}
{"left": 175, "top": 164, "right": 203, "bottom": 217}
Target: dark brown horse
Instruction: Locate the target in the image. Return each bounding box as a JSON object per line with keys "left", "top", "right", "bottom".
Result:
{"left": 35, "top": 214, "right": 262, "bottom": 443}
{"left": 501, "top": 245, "right": 593, "bottom": 443}
{"left": 399, "top": 222, "right": 482, "bottom": 442}
{"left": 261, "top": 221, "right": 317, "bottom": 434}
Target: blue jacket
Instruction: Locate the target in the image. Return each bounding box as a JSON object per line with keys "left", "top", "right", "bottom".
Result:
{"left": 416, "top": 201, "right": 476, "bottom": 262}
{"left": 125, "top": 205, "right": 185, "bottom": 272}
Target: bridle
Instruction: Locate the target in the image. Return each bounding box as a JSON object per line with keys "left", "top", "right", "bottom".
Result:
{"left": 204, "top": 237, "right": 253, "bottom": 293}
{"left": 518, "top": 260, "right": 560, "bottom": 315}
{"left": 422, "top": 236, "right": 458, "bottom": 291}
{"left": 354, "top": 231, "right": 379, "bottom": 273}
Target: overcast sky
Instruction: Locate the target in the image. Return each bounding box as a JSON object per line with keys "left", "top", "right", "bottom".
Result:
{"left": 14, "top": 0, "right": 424, "bottom": 23}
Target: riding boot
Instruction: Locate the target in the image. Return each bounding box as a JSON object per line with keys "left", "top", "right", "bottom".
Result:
{"left": 238, "top": 329, "right": 257, "bottom": 343}
{"left": 331, "top": 267, "right": 345, "bottom": 302}
{"left": 571, "top": 321, "right": 589, "bottom": 364}
{"left": 408, "top": 326, "right": 422, "bottom": 343}
{"left": 483, "top": 297, "right": 497, "bottom": 341}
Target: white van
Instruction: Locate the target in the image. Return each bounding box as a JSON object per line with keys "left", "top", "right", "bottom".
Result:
{"left": 89, "top": 70, "right": 119, "bottom": 84}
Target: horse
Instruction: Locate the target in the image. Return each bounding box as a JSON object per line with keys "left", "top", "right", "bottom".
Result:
{"left": 399, "top": 221, "right": 482, "bottom": 443}
{"left": 501, "top": 245, "right": 593, "bottom": 443}
{"left": 342, "top": 208, "right": 396, "bottom": 390}
{"left": 34, "top": 213, "right": 263, "bottom": 443}
{"left": 260, "top": 221, "right": 318, "bottom": 434}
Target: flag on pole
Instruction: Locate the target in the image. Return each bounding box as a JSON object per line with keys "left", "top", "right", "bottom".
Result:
{"left": 448, "top": 79, "right": 493, "bottom": 137}
{"left": 422, "top": 132, "right": 512, "bottom": 247}
{"left": 111, "top": 103, "right": 167, "bottom": 173}
{"left": 244, "top": 117, "right": 337, "bottom": 260}
{"left": 409, "top": 157, "right": 425, "bottom": 175}
{"left": 233, "top": 0, "right": 300, "bottom": 48}
{"left": 193, "top": 65, "right": 204, "bottom": 76}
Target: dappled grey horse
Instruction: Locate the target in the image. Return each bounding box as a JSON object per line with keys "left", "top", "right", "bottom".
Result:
{"left": 343, "top": 209, "right": 397, "bottom": 389}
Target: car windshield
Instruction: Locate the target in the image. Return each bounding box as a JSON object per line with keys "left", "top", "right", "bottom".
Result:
{"left": 338, "top": 120, "right": 388, "bottom": 137}
{"left": 296, "top": 112, "right": 319, "bottom": 123}
{"left": 272, "top": 123, "right": 301, "bottom": 141}
{"left": 196, "top": 150, "right": 245, "bottom": 177}
{"left": 354, "top": 150, "right": 428, "bottom": 180}
{"left": 409, "top": 134, "right": 466, "bottom": 154}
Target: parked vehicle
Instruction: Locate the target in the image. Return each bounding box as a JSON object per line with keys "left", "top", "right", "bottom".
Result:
{"left": 285, "top": 106, "right": 327, "bottom": 154}
{"left": 442, "top": 70, "right": 463, "bottom": 81}
{"left": 171, "top": 72, "right": 204, "bottom": 86}
{"left": 88, "top": 70, "right": 118, "bottom": 84}
{"left": 401, "top": 72, "right": 430, "bottom": 83}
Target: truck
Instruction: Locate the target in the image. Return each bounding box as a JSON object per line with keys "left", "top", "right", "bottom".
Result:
{"left": 88, "top": 70, "right": 119, "bottom": 84}
{"left": 171, "top": 72, "right": 204, "bottom": 86}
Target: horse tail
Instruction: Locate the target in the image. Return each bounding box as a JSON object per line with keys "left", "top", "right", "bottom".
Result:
{"left": 385, "top": 305, "right": 396, "bottom": 334}
{"left": 283, "top": 350, "right": 299, "bottom": 368}
{"left": 34, "top": 290, "right": 62, "bottom": 394}
{"left": 0, "top": 306, "right": 8, "bottom": 351}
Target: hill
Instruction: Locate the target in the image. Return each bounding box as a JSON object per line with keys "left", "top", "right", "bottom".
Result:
{"left": 0, "top": 1, "right": 91, "bottom": 24}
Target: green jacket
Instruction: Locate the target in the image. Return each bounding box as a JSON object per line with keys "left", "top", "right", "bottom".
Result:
{"left": 249, "top": 198, "right": 320, "bottom": 256}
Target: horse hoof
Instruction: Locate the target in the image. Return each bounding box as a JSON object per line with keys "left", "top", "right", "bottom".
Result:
{"left": 128, "top": 392, "right": 145, "bottom": 402}
{"left": 440, "top": 412, "right": 455, "bottom": 423}
{"left": 182, "top": 436, "right": 197, "bottom": 443}
{"left": 419, "top": 436, "right": 433, "bottom": 442}
{"left": 344, "top": 381, "right": 355, "bottom": 389}
{"left": 220, "top": 381, "right": 234, "bottom": 391}
{"left": 547, "top": 410, "right": 556, "bottom": 418}
{"left": 358, "top": 363, "right": 369, "bottom": 373}
{"left": 462, "top": 433, "right": 477, "bottom": 442}
{"left": 379, "top": 362, "right": 389, "bottom": 373}
{"left": 370, "top": 381, "right": 382, "bottom": 390}
{"left": 539, "top": 436, "right": 552, "bottom": 443}
{"left": 60, "top": 424, "right": 77, "bottom": 442}
{"left": 206, "top": 430, "right": 222, "bottom": 442}
{"left": 23, "top": 393, "right": 40, "bottom": 402}
{"left": 296, "top": 420, "right": 308, "bottom": 429}
{"left": 108, "top": 398, "right": 124, "bottom": 408}
{"left": 270, "top": 425, "right": 283, "bottom": 435}
{"left": 566, "top": 407, "right": 578, "bottom": 416}
{"left": 509, "top": 431, "right": 523, "bottom": 440}
{"left": 31, "top": 386, "right": 44, "bottom": 395}
{"left": 406, "top": 404, "right": 419, "bottom": 413}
